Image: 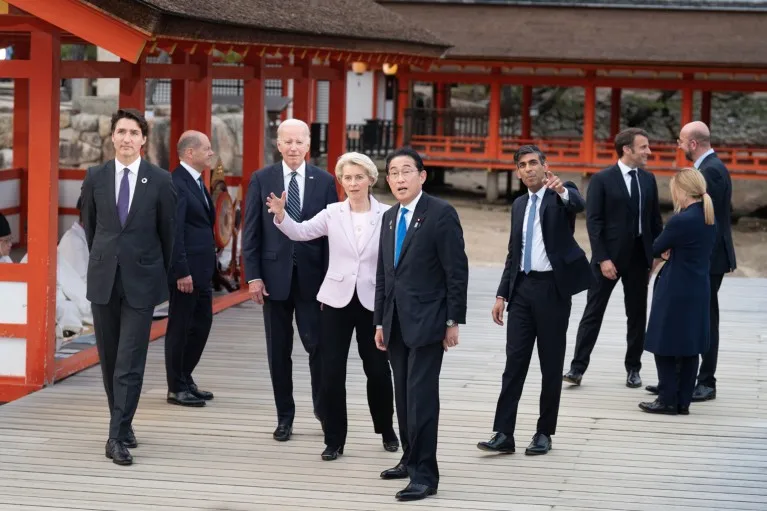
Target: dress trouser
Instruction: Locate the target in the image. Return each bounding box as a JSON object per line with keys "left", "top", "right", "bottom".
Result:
{"left": 164, "top": 284, "right": 213, "bottom": 392}
{"left": 92, "top": 267, "right": 154, "bottom": 441}
{"left": 655, "top": 355, "right": 699, "bottom": 408}
{"left": 697, "top": 273, "right": 724, "bottom": 388}
{"left": 321, "top": 291, "right": 395, "bottom": 448}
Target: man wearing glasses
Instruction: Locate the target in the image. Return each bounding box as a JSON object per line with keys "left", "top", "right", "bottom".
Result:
{"left": 243, "top": 119, "right": 338, "bottom": 442}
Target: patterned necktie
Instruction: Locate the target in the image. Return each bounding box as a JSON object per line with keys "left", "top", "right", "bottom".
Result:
{"left": 117, "top": 168, "right": 130, "bottom": 227}
{"left": 286, "top": 171, "right": 301, "bottom": 221}
{"left": 394, "top": 207, "right": 409, "bottom": 267}
{"left": 629, "top": 170, "right": 640, "bottom": 237}
{"left": 523, "top": 194, "right": 538, "bottom": 274}
{"left": 198, "top": 177, "right": 209, "bottom": 210}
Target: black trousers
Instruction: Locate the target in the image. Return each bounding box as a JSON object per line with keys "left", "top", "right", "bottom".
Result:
{"left": 571, "top": 238, "right": 649, "bottom": 373}
{"left": 697, "top": 273, "right": 724, "bottom": 388}
{"left": 91, "top": 268, "right": 154, "bottom": 441}
{"left": 262, "top": 267, "right": 322, "bottom": 423}
{"left": 655, "top": 354, "right": 699, "bottom": 408}
{"left": 388, "top": 310, "right": 444, "bottom": 489}
{"left": 493, "top": 272, "right": 571, "bottom": 437}
{"left": 320, "top": 292, "right": 395, "bottom": 448}
{"left": 164, "top": 284, "right": 213, "bottom": 393}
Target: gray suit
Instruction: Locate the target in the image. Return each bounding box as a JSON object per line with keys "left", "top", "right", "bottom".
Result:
{"left": 81, "top": 158, "right": 176, "bottom": 441}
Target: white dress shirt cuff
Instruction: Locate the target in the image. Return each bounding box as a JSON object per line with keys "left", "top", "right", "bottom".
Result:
{"left": 558, "top": 187, "right": 569, "bottom": 202}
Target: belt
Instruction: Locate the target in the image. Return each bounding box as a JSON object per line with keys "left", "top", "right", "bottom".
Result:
{"left": 519, "top": 270, "right": 555, "bottom": 280}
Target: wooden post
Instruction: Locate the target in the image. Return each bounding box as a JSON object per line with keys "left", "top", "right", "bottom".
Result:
{"left": 583, "top": 76, "right": 596, "bottom": 164}
{"left": 242, "top": 53, "right": 265, "bottom": 192}
{"left": 371, "top": 71, "right": 379, "bottom": 120}
{"left": 26, "top": 29, "right": 61, "bottom": 387}
{"left": 187, "top": 51, "right": 213, "bottom": 184}
{"left": 610, "top": 88, "right": 622, "bottom": 138}
{"left": 395, "top": 68, "right": 410, "bottom": 148}
{"left": 487, "top": 71, "right": 501, "bottom": 161}
{"left": 169, "top": 51, "right": 188, "bottom": 171}
{"left": 118, "top": 57, "right": 145, "bottom": 112}
{"left": 292, "top": 57, "right": 313, "bottom": 124}
{"left": 701, "top": 90, "right": 712, "bottom": 128}
{"left": 521, "top": 85, "right": 532, "bottom": 139}
{"left": 678, "top": 74, "right": 694, "bottom": 167}
{"left": 13, "top": 41, "right": 29, "bottom": 247}
{"left": 327, "top": 61, "right": 347, "bottom": 199}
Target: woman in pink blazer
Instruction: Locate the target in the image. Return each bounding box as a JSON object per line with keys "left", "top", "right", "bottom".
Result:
{"left": 267, "top": 152, "right": 398, "bottom": 461}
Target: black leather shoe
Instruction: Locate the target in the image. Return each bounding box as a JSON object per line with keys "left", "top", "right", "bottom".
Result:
{"left": 645, "top": 384, "right": 659, "bottom": 395}
{"left": 563, "top": 369, "right": 583, "bottom": 386}
{"left": 638, "top": 398, "right": 678, "bottom": 415}
{"left": 273, "top": 422, "right": 292, "bottom": 442}
{"left": 105, "top": 439, "right": 132, "bottom": 466}
{"left": 395, "top": 482, "right": 437, "bottom": 501}
{"left": 380, "top": 463, "right": 408, "bottom": 479}
{"left": 321, "top": 445, "right": 344, "bottom": 461}
{"left": 188, "top": 384, "right": 214, "bottom": 401}
{"left": 167, "top": 390, "right": 206, "bottom": 407}
{"left": 692, "top": 384, "right": 716, "bottom": 402}
{"left": 525, "top": 432, "right": 552, "bottom": 455}
{"left": 626, "top": 370, "right": 642, "bottom": 388}
{"left": 678, "top": 405, "right": 690, "bottom": 415}
{"left": 382, "top": 429, "right": 400, "bottom": 452}
{"left": 477, "top": 432, "right": 515, "bottom": 454}
{"left": 124, "top": 427, "right": 137, "bottom": 449}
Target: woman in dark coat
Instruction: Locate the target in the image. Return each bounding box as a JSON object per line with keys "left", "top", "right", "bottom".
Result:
{"left": 640, "top": 168, "right": 716, "bottom": 415}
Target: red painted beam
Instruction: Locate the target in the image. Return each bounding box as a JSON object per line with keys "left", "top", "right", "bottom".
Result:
{"left": 0, "top": 59, "right": 33, "bottom": 78}
{"left": 119, "top": 58, "right": 146, "bottom": 111}
{"left": 0, "top": 262, "right": 27, "bottom": 281}
{"left": 327, "top": 61, "right": 347, "bottom": 199}
{"left": 0, "top": 377, "right": 40, "bottom": 403}
{"left": 169, "top": 52, "right": 189, "bottom": 171}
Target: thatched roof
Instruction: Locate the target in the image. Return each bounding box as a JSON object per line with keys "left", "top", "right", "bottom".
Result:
{"left": 80, "top": 0, "right": 449, "bottom": 57}
{"left": 379, "top": 1, "right": 767, "bottom": 67}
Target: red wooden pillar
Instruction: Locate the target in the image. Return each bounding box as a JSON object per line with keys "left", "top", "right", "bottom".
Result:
{"left": 26, "top": 29, "right": 61, "bottom": 387}
{"left": 521, "top": 85, "right": 532, "bottom": 139}
{"left": 371, "top": 71, "right": 379, "bottom": 120}
{"left": 242, "top": 53, "right": 266, "bottom": 193}
{"left": 187, "top": 51, "right": 213, "bottom": 184}
{"left": 292, "top": 57, "right": 313, "bottom": 123}
{"left": 701, "top": 90, "right": 712, "bottom": 127}
{"left": 610, "top": 88, "right": 622, "bottom": 138}
{"left": 327, "top": 62, "right": 347, "bottom": 199}
{"left": 678, "top": 75, "right": 694, "bottom": 167}
{"left": 169, "top": 51, "right": 189, "bottom": 171}
{"left": 119, "top": 57, "right": 145, "bottom": 112}
{"left": 487, "top": 72, "right": 501, "bottom": 160}
{"left": 582, "top": 75, "right": 596, "bottom": 164}
{"left": 435, "top": 82, "right": 447, "bottom": 136}
{"left": 395, "top": 68, "right": 410, "bottom": 148}
{"left": 13, "top": 41, "right": 29, "bottom": 247}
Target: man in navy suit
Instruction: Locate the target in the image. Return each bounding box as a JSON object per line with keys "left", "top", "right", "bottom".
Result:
{"left": 243, "top": 119, "right": 338, "bottom": 441}
{"left": 478, "top": 145, "right": 592, "bottom": 456}
{"left": 165, "top": 131, "right": 217, "bottom": 407}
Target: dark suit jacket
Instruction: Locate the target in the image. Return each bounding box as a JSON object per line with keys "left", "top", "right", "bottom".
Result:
{"left": 645, "top": 202, "right": 715, "bottom": 356}
{"left": 497, "top": 183, "right": 592, "bottom": 303}
{"left": 374, "top": 193, "right": 469, "bottom": 348}
{"left": 698, "top": 152, "right": 736, "bottom": 274}
{"left": 242, "top": 162, "right": 338, "bottom": 301}
{"left": 169, "top": 165, "right": 216, "bottom": 290}
{"left": 81, "top": 159, "right": 177, "bottom": 309}
{"left": 586, "top": 164, "right": 663, "bottom": 270}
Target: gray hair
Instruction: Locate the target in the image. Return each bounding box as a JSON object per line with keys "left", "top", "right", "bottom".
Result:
{"left": 335, "top": 152, "right": 379, "bottom": 187}
{"left": 277, "top": 118, "right": 310, "bottom": 140}
{"left": 177, "top": 130, "right": 206, "bottom": 157}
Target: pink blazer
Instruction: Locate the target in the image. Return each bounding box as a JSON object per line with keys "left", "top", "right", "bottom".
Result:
{"left": 274, "top": 196, "right": 390, "bottom": 311}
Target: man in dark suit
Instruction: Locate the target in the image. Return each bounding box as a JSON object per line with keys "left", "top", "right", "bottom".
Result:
{"left": 477, "top": 145, "right": 591, "bottom": 457}
{"left": 242, "top": 119, "right": 338, "bottom": 441}
{"left": 164, "top": 131, "right": 217, "bottom": 407}
{"left": 564, "top": 128, "right": 663, "bottom": 388}
{"left": 374, "top": 147, "right": 469, "bottom": 502}
{"left": 645, "top": 121, "right": 736, "bottom": 402}
{"left": 80, "top": 108, "right": 176, "bottom": 465}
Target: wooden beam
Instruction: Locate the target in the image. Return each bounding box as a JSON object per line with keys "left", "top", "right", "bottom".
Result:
{"left": 187, "top": 52, "right": 213, "bottom": 185}
{"left": 582, "top": 75, "right": 596, "bottom": 165}
{"left": 0, "top": 59, "right": 32, "bottom": 79}
{"left": 118, "top": 57, "right": 146, "bottom": 111}
{"left": 395, "top": 68, "right": 410, "bottom": 148}
{"left": 0, "top": 262, "right": 28, "bottom": 282}
{"left": 25, "top": 28, "right": 60, "bottom": 387}
{"left": 7, "top": 0, "right": 148, "bottom": 62}
{"left": 327, "top": 61, "right": 347, "bottom": 199}
{"left": 292, "top": 57, "right": 313, "bottom": 124}
{"left": 308, "top": 66, "right": 343, "bottom": 82}
{"left": 13, "top": 41, "right": 29, "bottom": 247}
{"left": 60, "top": 60, "right": 129, "bottom": 79}
{"left": 169, "top": 52, "right": 189, "bottom": 171}
{"left": 0, "top": 14, "right": 56, "bottom": 32}
{"left": 610, "top": 88, "right": 622, "bottom": 138}
{"left": 487, "top": 71, "right": 501, "bottom": 160}
{"left": 521, "top": 85, "right": 532, "bottom": 139}
{"left": 701, "top": 91, "right": 712, "bottom": 127}
{"left": 265, "top": 65, "right": 302, "bottom": 81}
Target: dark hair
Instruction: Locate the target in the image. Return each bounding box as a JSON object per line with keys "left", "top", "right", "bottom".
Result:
{"left": 385, "top": 147, "right": 424, "bottom": 173}
{"left": 514, "top": 145, "right": 547, "bottom": 165}
{"left": 614, "top": 127, "right": 649, "bottom": 158}
{"left": 110, "top": 108, "right": 149, "bottom": 139}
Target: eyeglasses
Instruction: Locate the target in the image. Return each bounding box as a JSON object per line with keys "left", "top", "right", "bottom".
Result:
{"left": 388, "top": 168, "right": 419, "bottom": 179}
{"left": 0, "top": 236, "right": 12, "bottom": 245}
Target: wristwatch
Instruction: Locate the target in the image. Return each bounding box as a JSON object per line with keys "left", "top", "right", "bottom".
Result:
{"left": 446, "top": 319, "right": 456, "bottom": 327}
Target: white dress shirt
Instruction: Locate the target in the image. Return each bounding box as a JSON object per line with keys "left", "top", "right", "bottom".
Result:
{"left": 694, "top": 148, "right": 715, "bottom": 170}
{"left": 114, "top": 157, "right": 141, "bottom": 210}
{"left": 282, "top": 160, "right": 306, "bottom": 210}
{"left": 394, "top": 191, "right": 423, "bottom": 258}
{"left": 617, "top": 159, "right": 642, "bottom": 235}
{"left": 519, "top": 186, "right": 569, "bottom": 272}
{"left": 180, "top": 161, "right": 208, "bottom": 208}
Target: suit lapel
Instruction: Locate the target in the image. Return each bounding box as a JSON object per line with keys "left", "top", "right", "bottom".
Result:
{"left": 103, "top": 160, "right": 121, "bottom": 229}
{"left": 359, "top": 196, "right": 384, "bottom": 253}
{"left": 397, "top": 193, "right": 429, "bottom": 266}
{"left": 273, "top": 163, "right": 286, "bottom": 197}
{"left": 180, "top": 166, "right": 208, "bottom": 211}
{"left": 338, "top": 199, "right": 357, "bottom": 253}
{"left": 513, "top": 195, "right": 527, "bottom": 264}
{"left": 123, "top": 160, "right": 150, "bottom": 230}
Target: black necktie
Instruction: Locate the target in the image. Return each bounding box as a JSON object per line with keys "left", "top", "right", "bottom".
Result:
{"left": 197, "top": 177, "right": 209, "bottom": 210}
{"left": 629, "top": 170, "right": 640, "bottom": 237}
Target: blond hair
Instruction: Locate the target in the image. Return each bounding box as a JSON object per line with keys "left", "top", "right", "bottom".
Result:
{"left": 670, "top": 167, "right": 714, "bottom": 225}
{"left": 334, "top": 152, "right": 379, "bottom": 187}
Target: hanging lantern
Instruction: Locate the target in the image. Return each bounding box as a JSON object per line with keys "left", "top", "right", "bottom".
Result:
{"left": 351, "top": 61, "right": 367, "bottom": 75}
{"left": 382, "top": 63, "right": 398, "bottom": 76}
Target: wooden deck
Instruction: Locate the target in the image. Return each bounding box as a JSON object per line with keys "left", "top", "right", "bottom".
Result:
{"left": 1, "top": 267, "right": 766, "bottom": 511}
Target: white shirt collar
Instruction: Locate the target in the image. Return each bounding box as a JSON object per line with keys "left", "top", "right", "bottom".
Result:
{"left": 528, "top": 186, "right": 546, "bottom": 202}
{"left": 694, "top": 148, "right": 715, "bottom": 170}
{"left": 180, "top": 160, "right": 202, "bottom": 181}
{"left": 115, "top": 157, "right": 141, "bottom": 175}
{"left": 399, "top": 191, "right": 423, "bottom": 215}
{"left": 282, "top": 160, "right": 306, "bottom": 178}
{"left": 617, "top": 159, "right": 637, "bottom": 175}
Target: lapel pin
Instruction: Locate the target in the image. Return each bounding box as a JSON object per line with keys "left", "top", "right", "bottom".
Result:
{"left": 308, "top": 176, "right": 314, "bottom": 179}
{"left": 141, "top": 177, "right": 148, "bottom": 184}
{"left": 389, "top": 219, "right": 393, "bottom": 230}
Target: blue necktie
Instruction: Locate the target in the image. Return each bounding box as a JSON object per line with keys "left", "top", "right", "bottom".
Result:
{"left": 117, "top": 168, "right": 130, "bottom": 227}
{"left": 394, "top": 207, "right": 409, "bottom": 267}
{"left": 198, "top": 177, "right": 209, "bottom": 210}
{"left": 286, "top": 172, "right": 301, "bottom": 221}
{"left": 523, "top": 194, "right": 537, "bottom": 274}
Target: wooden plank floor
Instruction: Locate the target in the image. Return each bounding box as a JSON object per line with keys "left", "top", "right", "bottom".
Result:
{"left": 1, "top": 267, "right": 766, "bottom": 511}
